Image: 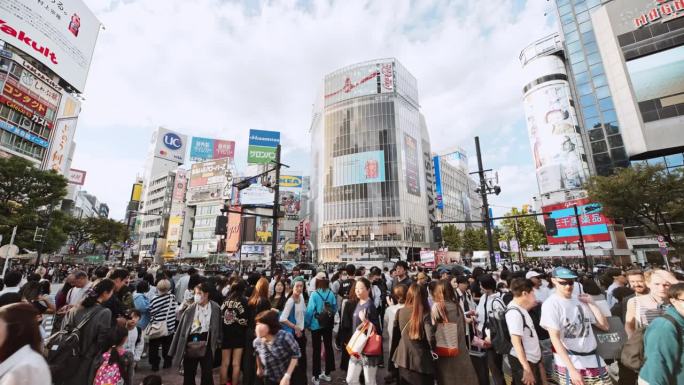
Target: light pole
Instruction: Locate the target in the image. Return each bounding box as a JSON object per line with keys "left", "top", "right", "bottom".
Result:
{"left": 472, "top": 136, "right": 501, "bottom": 269}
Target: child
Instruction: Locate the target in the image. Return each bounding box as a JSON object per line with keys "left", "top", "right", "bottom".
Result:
{"left": 94, "top": 325, "right": 134, "bottom": 385}
{"left": 124, "top": 310, "right": 145, "bottom": 366}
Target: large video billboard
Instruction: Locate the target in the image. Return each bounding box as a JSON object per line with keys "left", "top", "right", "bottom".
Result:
{"left": 0, "top": 0, "right": 101, "bottom": 93}
{"left": 542, "top": 198, "right": 612, "bottom": 244}
{"left": 523, "top": 83, "right": 589, "bottom": 196}
{"left": 248, "top": 129, "right": 279, "bottom": 164}
{"left": 332, "top": 150, "right": 386, "bottom": 187}
{"left": 404, "top": 134, "right": 421, "bottom": 196}
{"left": 187, "top": 159, "right": 232, "bottom": 204}
{"left": 324, "top": 60, "right": 394, "bottom": 106}
{"left": 153, "top": 127, "right": 187, "bottom": 164}
{"left": 279, "top": 175, "right": 302, "bottom": 219}
{"left": 626, "top": 45, "right": 684, "bottom": 107}
{"left": 189, "top": 136, "right": 235, "bottom": 162}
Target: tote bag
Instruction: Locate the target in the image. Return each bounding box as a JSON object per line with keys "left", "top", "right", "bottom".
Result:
{"left": 144, "top": 295, "right": 173, "bottom": 341}
{"left": 346, "top": 321, "right": 371, "bottom": 359}
{"left": 362, "top": 322, "right": 382, "bottom": 356}
{"left": 435, "top": 303, "right": 460, "bottom": 357}
{"left": 593, "top": 316, "right": 627, "bottom": 360}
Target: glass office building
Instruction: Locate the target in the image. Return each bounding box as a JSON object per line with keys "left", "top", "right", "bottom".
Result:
{"left": 555, "top": 0, "right": 630, "bottom": 175}
{"left": 310, "top": 59, "right": 434, "bottom": 262}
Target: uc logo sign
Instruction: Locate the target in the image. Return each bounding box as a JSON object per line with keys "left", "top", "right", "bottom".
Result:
{"left": 163, "top": 133, "right": 183, "bottom": 150}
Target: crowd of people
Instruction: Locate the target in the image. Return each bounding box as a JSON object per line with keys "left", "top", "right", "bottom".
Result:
{"left": 0, "top": 260, "right": 681, "bottom": 385}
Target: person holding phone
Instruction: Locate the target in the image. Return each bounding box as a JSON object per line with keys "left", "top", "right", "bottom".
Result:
{"left": 540, "top": 267, "right": 611, "bottom": 385}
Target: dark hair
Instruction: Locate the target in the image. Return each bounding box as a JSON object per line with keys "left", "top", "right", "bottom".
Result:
{"left": 394, "top": 261, "right": 409, "bottom": 270}
{"left": 0, "top": 293, "right": 21, "bottom": 307}
{"left": 0, "top": 303, "right": 41, "bottom": 361}
{"left": 142, "top": 375, "right": 163, "bottom": 385}
{"left": 109, "top": 269, "right": 129, "bottom": 281}
{"left": 255, "top": 309, "right": 281, "bottom": 335}
{"left": 81, "top": 278, "right": 115, "bottom": 308}
{"left": 613, "top": 286, "right": 635, "bottom": 302}
{"left": 392, "top": 284, "right": 408, "bottom": 304}
{"left": 433, "top": 280, "right": 458, "bottom": 304}
{"left": 581, "top": 277, "right": 603, "bottom": 295}
{"left": 346, "top": 264, "right": 356, "bottom": 276}
{"left": 26, "top": 273, "right": 41, "bottom": 282}
{"left": 136, "top": 280, "right": 150, "bottom": 294}
{"left": 510, "top": 279, "right": 534, "bottom": 297}
{"left": 188, "top": 273, "right": 203, "bottom": 291}
{"left": 188, "top": 267, "right": 198, "bottom": 276}
{"left": 20, "top": 281, "right": 42, "bottom": 301}
{"left": 478, "top": 274, "right": 497, "bottom": 291}
{"left": 668, "top": 282, "right": 684, "bottom": 300}
{"left": 456, "top": 275, "right": 469, "bottom": 285}
{"left": 356, "top": 277, "right": 371, "bottom": 291}
{"left": 143, "top": 273, "right": 155, "bottom": 287}
{"left": 625, "top": 269, "right": 644, "bottom": 278}
{"left": 195, "top": 281, "right": 212, "bottom": 294}
{"left": 94, "top": 266, "right": 109, "bottom": 279}
{"left": 228, "top": 279, "right": 246, "bottom": 300}
{"left": 3, "top": 271, "right": 21, "bottom": 287}
{"left": 106, "top": 325, "right": 130, "bottom": 382}
{"left": 60, "top": 280, "right": 74, "bottom": 296}
{"left": 73, "top": 270, "right": 88, "bottom": 279}
{"left": 39, "top": 280, "right": 51, "bottom": 295}
{"left": 315, "top": 277, "right": 330, "bottom": 290}
{"left": 128, "top": 309, "right": 141, "bottom": 318}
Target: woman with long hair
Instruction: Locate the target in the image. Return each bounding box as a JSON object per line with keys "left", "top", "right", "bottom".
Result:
{"left": 345, "top": 277, "right": 380, "bottom": 385}
{"left": 270, "top": 280, "right": 287, "bottom": 311}
{"left": 431, "top": 280, "right": 478, "bottom": 385}
{"left": 0, "top": 303, "right": 51, "bottom": 384}
{"left": 305, "top": 272, "right": 338, "bottom": 384}
{"left": 58, "top": 278, "right": 115, "bottom": 385}
{"left": 220, "top": 279, "right": 249, "bottom": 385}
{"left": 338, "top": 278, "right": 360, "bottom": 371}
{"left": 93, "top": 325, "right": 134, "bottom": 385}
{"left": 392, "top": 283, "right": 436, "bottom": 385}
{"left": 243, "top": 277, "right": 271, "bottom": 385}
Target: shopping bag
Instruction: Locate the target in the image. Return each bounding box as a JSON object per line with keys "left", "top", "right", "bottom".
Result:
{"left": 346, "top": 321, "right": 370, "bottom": 359}
{"left": 435, "top": 304, "right": 460, "bottom": 357}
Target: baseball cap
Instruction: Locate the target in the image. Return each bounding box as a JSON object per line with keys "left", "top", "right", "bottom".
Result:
{"left": 315, "top": 271, "right": 328, "bottom": 281}
{"left": 552, "top": 267, "right": 578, "bottom": 279}
{"left": 525, "top": 271, "right": 542, "bottom": 279}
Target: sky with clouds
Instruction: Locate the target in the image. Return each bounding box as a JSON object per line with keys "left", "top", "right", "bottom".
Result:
{"left": 75, "top": 0, "right": 557, "bottom": 220}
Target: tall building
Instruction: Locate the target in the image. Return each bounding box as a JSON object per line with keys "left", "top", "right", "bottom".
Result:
{"left": 553, "top": 0, "right": 631, "bottom": 175}
{"left": 433, "top": 148, "right": 483, "bottom": 229}
{"left": 0, "top": 2, "right": 100, "bottom": 175}
{"left": 310, "top": 58, "right": 435, "bottom": 262}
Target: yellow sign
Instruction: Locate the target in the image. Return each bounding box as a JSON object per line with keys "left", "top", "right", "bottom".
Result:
{"left": 279, "top": 175, "right": 302, "bottom": 188}
{"left": 131, "top": 183, "right": 143, "bottom": 202}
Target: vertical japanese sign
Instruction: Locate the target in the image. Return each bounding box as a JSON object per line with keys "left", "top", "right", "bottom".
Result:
{"left": 46, "top": 117, "right": 77, "bottom": 174}
{"left": 226, "top": 209, "right": 242, "bottom": 253}
{"left": 404, "top": 133, "right": 420, "bottom": 196}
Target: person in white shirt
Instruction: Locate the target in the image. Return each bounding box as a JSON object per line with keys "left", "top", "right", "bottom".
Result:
{"left": 507, "top": 279, "right": 544, "bottom": 385}
{"left": 65, "top": 270, "right": 91, "bottom": 306}
{"left": 0, "top": 302, "right": 51, "bottom": 385}
{"left": 540, "top": 267, "right": 611, "bottom": 385}
{"left": 604, "top": 269, "right": 625, "bottom": 308}
{"left": 526, "top": 271, "right": 550, "bottom": 304}
{"left": 475, "top": 274, "right": 506, "bottom": 385}
{"left": 124, "top": 310, "right": 145, "bottom": 364}
{"left": 383, "top": 284, "right": 406, "bottom": 384}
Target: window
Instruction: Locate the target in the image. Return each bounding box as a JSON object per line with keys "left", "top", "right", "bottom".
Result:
{"left": 611, "top": 147, "right": 628, "bottom": 162}
{"left": 566, "top": 31, "right": 580, "bottom": 44}
{"left": 604, "top": 121, "right": 620, "bottom": 135}
{"left": 579, "top": 21, "right": 592, "bottom": 33}
{"left": 575, "top": 70, "right": 589, "bottom": 85}
{"left": 584, "top": 42, "right": 598, "bottom": 54}
{"left": 587, "top": 52, "right": 602, "bottom": 66}
{"left": 602, "top": 109, "right": 617, "bottom": 122}
{"left": 593, "top": 74, "right": 607, "bottom": 87}
{"left": 607, "top": 134, "right": 623, "bottom": 148}
{"left": 567, "top": 40, "right": 582, "bottom": 54}
{"left": 570, "top": 50, "right": 585, "bottom": 64}
{"left": 577, "top": 11, "right": 590, "bottom": 23}
{"left": 584, "top": 116, "right": 601, "bottom": 129}
{"left": 588, "top": 128, "right": 605, "bottom": 141}
{"left": 572, "top": 60, "right": 587, "bottom": 74}
{"left": 559, "top": 4, "right": 572, "bottom": 15}
{"left": 596, "top": 86, "right": 611, "bottom": 99}
{"left": 582, "top": 104, "right": 598, "bottom": 118}
{"left": 665, "top": 154, "right": 684, "bottom": 167}
{"left": 598, "top": 97, "right": 614, "bottom": 111}
{"left": 591, "top": 141, "right": 608, "bottom": 153}
{"left": 577, "top": 82, "right": 593, "bottom": 96}
{"left": 590, "top": 63, "right": 604, "bottom": 76}
{"left": 580, "top": 94, "right": 595, "bottom": 108}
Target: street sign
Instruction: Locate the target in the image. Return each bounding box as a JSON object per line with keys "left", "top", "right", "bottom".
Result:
{"left": 0, "top": 244, "right": 19, "bottom": 258}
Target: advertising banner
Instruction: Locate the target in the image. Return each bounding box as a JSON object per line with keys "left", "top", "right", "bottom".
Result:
{"left": 46, "top": 117, "right": 77, "bottom": 174}
{"left": 0, "top": 0, "right": 102, "bottom": 93}
{"left": 332, "top": 150, "right": 386, "bottom": 187}
{"left": 0, "top": 119, "right": 48, "bottom": 147}
{"left": 256, "top": 217, "right": 273, "bottom": 243}
{"left": 226, "top": 210, "right": 241, "bottom": 253}
{"left": 240, "top": 184, "right": 274, "bottom": 206}
{"left": 187, "top": 159, "right": 232, "bottom": 204}
{"left": 131, "top": 183, "right": 143, "bottom": 202}
{"left": 420, "top": 250, "right": 436, "bottom": 267}
{"left": 423, "top": 138, "right": 436, "bottom": 228}
{"left": 153, "top": 127, "right": 187, "bottom": 164}
{"left": 279, "top": 175, "right": 303, "bottom": 188}
{"left": 18, "top": 67, "right": 61, "bottom": 107}
{"left": 404, "top": 134, "right": 421, "bottom": 196}
{"left": 172, "top": 169, "right": 188, "bottom": 203}
{"left": 189, "top": 137, "right": 235, "bottom": 162}
{"left": 165, "top": 216, "right": 183, "bottom": 257}
{"left": 67, "top": 168, "right": 86, "bottom": 185}
{"left": 241, "top": 244, "right": 265, "bottom": 254}
{"left": 3, "top": 81, "right": 49, "bottom": 116}
{"left": 247, "top": 129, "right": 280, "bottom": 164}
{"left": 542, "top": 198, "right": 612, "bottom": 244}
{"left": 523, "top": 83, "right": 588, "bottom": 196}
{"left": 324, "top": 60, "right": 395, "bottom": 106}
{"left": 433, "top": 156, "right": 443, "bottom": 210}
{"left": 279, "top": 175, "right": 302, "bottom": 219}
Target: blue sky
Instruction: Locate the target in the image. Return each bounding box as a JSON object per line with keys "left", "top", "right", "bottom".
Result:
{"left": 76, "top": 0, "right": 557, "bottom": 219}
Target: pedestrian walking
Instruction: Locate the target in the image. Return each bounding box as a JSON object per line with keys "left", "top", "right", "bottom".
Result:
{"left": 134, "top": 280, "right": 152, "bottom": 330}
{"left": 147, "top": 279, "right": 177, "bottom": 371}
{"left": 345, "top": 277, "right": 380, "bottom": 385}
{"left": 0, "top": 303, "right": 51, "bottom": 385}
{"left": 506, "top": 279, "right": 544, "bottom": 385}
{"left": 253, "top": 310, "right": 300, "bottom": 385}
{"left": 279, "top": 276, "right": 308, "bottom": 385}
{"left": 220, "top": 279, "right": 249, "bottom": 385}
{"left": 306, "top": 272, "right": 337, "bottom": 385}
{"left": 243, "top": 277, "right": 271, "bottom": 385}
{"left": 93, "top": 325, "right": 134, "bottom": 385}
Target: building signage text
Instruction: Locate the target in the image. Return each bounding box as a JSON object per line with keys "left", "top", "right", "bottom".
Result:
{"left": 634, "top": 0, "right": 684, "bottom": 28}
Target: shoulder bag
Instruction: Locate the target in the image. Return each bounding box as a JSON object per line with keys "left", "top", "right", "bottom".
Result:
{"left": 434, "top": 303, "right": 460, "bottom": 357}
{"left": 346, "top": 321, "right": 371, "bottom": 359}
{"left": 144, "top": 294, "right": 173, "bottom": 341}
{"left": 362, "top": 322, "right": 382, "bottom": 356}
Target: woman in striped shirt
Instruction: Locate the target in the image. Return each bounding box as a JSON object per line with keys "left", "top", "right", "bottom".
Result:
{"left": 148, "top": 279, "right": 177, "bottom": 371}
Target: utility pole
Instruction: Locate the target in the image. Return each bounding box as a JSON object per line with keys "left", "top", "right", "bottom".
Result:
{"left": 474, "top": 137, "right": 496, "bottom": 269}
{"left": 573, "top": 204, "right": 589, "bottom": 270}
{"left": 271, "top": 145, "right": 282, "bottom": 271}
{"left": 35, "top": 205, "right": 54, "bottom": 268}
{"left": 2, "top": 227, "right": 17, "bottom": 277}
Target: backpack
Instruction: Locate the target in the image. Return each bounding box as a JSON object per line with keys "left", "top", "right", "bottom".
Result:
{"left": 338, "top": 279, "right": 353, "bottom": 298}
{"left": 93, "top": 351, "right": 124, "bottom": 385}
{"left": 314, "top": 291, "right": 335, "bottom": 330}
{"left": 45, "top": 307, "right": 101, "bottom": 382}
{"left": 621, "top": 313, "right": 682, "bottom": 372}
{"left": 490, "top": 301, "right": 532, "bottom": 355}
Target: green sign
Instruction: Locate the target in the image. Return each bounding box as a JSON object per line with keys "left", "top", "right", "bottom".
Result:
{"left": 247, "top": 145, "right": 277, "bottom": 164}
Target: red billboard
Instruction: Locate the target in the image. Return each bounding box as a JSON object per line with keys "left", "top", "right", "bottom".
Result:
{"left": 3, "top": 81, "right": 48, "bottom": 116}
{"left": 542, "top": 198, "right": 613, "bottom": 244}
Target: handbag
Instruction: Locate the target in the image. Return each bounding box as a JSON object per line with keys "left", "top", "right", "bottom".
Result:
{"left": 593, "top": 316, "right": 626, "bottom": 360}
{"left": 469, "top": 319, "right": 489, "bottom": 357}
{"left": 362, "top": 322, "right": 382, "bottom": 356}
{"left": 144, "top": 295, "right": 174, "bottom": 341}
{"left": 186, "top": 340, "right": 208, "bottom": 358}
{"left": 434, "top": 303, "right": 460, "bottom": 357}
{"left": 346, "top": 321, "right": 371, "bottom": 359}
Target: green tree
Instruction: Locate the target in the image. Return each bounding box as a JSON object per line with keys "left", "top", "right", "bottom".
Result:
{"left": 462, "top": 227, "right": 487, "bottom": 254}
{"left": 499, "top": 207, "right": 547, "bottom": 253}
{"left": 0, "top": 157, "right": 67, "bottom": 252}
{"left": 90, "top": 218, "right": 129, "bottom": 259}
{"left": 442, "top": 225, "right": 462, "bottom": 250}
{"left": 586, "top": 164, "right": 684, "bottom": 253}
{"left": 64, "top": 216, "right": 96, "bottom": 254}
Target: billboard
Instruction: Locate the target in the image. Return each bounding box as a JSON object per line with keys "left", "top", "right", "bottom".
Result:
{"left": 226, "top": 210, "right": 241, "bottom": 253}
{"left": 153, "top": 127, "right": 187, "bottom": 164}
{"left": 626, "top": 45, "right": 684, "bottom": 107}
{"left": 46, "top": 117, "right": 77, "bottom": 174}
{"left": 67, "top": 168, "right": 86, "bottom": 185}
{"left": 247, "top": 129, "right": 280, "bottom": 164}
{"left": 240, "top": 184, "right": 274, "bottom": 206}
{"left": 165, "top": 216, "right": 183, "bottom": 257}
{"left": 131, "top": 183, "right": 143, "bottom": 202}
{"left": 404, "top": 134, "right": 420, "bottom": 196}
{"left": 256, "top": 217, "right": 273, "bottom": 243}
{"left": 523, "top": 83, "right": 589, "bottom": 196}
{"left": 433, "top": 156, "right": 443, "bottom": 210}
{"left": 279, "top": 175, "right": 302, "bottom": 219}
{"left": 0, "top": 0, "right": 101, "bottom": 93}
{"left": 542, "top": 199, "right": 612, "bottom": 244}
{"left": 324, "top": 60, "right": 395, "bottom": 106}
{"left": 172, "top": 169, "right": 188, "bottom": 203}
{"left": 332, "top": 150, "right": 386, "bottom": 187}
{"left": 187, "top": 159, "right": 232, "bottom": 204}
{"left": 189, "top": 136, "right": 235, "bottom": 162}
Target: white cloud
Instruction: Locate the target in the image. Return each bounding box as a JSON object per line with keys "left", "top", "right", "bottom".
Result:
{"left": 75, "top": 0, "right": 555, "bottom": 219}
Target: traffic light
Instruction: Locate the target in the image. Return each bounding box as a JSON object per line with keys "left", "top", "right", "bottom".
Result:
{"left": 215, "top": 215, "right": 228, "bottom": 236}
{"left": 433, "top": 227, "right": 443, "bottom": 243}
{"left": 544, "top": 217, "right": 558, "bottom": 236}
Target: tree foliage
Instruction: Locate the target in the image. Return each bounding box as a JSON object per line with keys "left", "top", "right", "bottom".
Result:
{"left": 499, "top": 207, "right": 547, "bottom": 252}
{"left": 90, "top": 218, "right": 128, "bottom": 259}
{"left": 442, "top": 225, "right": 462, "bottom": 250}
{"left": 0, "top": 157, "right": 67, "bottom": 252}
{"left": 586, "top": 164, "right": 684, "bottom": 252}
{"left": 462, "top": 227, "right": 488, "bottom": 254}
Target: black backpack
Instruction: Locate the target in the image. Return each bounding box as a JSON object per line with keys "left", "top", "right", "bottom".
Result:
{"left": 45, "top": 308, "right": 101, "bottom": 382}
{"left": 338, "top": 279, "right": 353, "bottom": 298}
{"left": 315, "top": 291, "right": 335, "bottom": 330}
{"left": 490, "top": 302, "right": 532, "bottom": 355}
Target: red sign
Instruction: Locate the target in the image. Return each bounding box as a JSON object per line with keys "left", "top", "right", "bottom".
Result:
{"left": 213, "top": 140, "right": 235, "bottom": 160}
{"left": 3, "top": 81, "right": 48, "bottom": 116}
{"left": 634, "top": 0, "right": 684, "bottom": 29}
{"left": 0, "top": 95, "right": 53, "bottom": 129}
{"left": 542, "top": 198, "right": 613, "bottom": 245}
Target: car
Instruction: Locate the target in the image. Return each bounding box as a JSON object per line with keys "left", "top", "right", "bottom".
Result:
{"left": 435, "top": 264, "right": 472, "bottom": 276}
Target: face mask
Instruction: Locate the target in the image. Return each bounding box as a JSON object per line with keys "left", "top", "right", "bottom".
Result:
{"left": 194, "top": 294, "right": 203, "bottom": 303}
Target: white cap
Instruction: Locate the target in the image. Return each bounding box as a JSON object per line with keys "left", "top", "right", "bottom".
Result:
{"left": 526, "top": 271, "right": 542, "bottom": 279}
{"left": 315, "top": 272, "right": 328, "bottom": 281}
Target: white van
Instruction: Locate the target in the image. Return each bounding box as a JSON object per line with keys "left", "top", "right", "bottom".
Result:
{"left": 471, "top": 251, "right": 490, "bottom": 269}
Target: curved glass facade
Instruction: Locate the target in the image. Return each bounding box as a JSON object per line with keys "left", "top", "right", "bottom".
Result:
{"left": 311, "top": 59, "right": 432, "bottom": 262}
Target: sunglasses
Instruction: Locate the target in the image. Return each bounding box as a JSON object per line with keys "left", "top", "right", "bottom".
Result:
{"left": 556, "top": 280, "right": 575, "bottom": 286}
